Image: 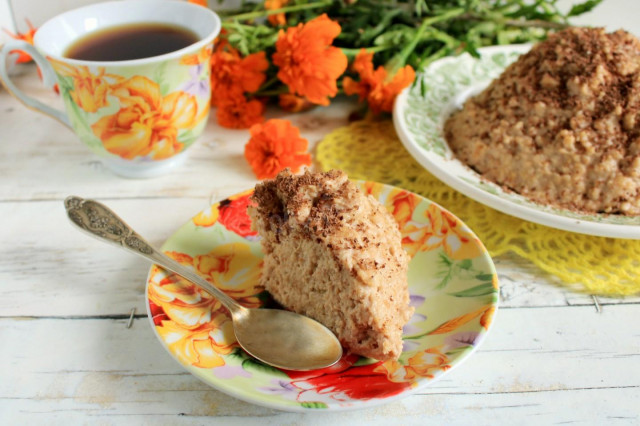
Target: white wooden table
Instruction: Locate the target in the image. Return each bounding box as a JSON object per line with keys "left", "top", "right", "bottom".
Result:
{"left": 2, "top": 3, "right": 640, "bottom": 423}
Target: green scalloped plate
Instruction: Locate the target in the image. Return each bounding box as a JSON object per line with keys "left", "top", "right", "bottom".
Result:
{"left": 393, "top": 44, "right": 640, "bottom": 239}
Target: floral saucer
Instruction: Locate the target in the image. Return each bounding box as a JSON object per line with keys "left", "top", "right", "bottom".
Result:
{"left": 145, "top": 181, "right": 498, "bottom": 412}
{"left": 393, "top": 44, "right": 640, "bottom": 239}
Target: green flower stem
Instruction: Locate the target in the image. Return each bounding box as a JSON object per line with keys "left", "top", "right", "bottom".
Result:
{"left": 422, "top": 27, "right": 459, "bottom": 48}
{"left": 253, "top": 87, "right": 289, "bottom": 97}
{"left": 220, "top": 22, "right": 258, "bottom": 30}
{"left": 222, "top": 0, "right": 332, "bottom": 22}
{"left": 420, "top": 6, "right": 467, "bottom": 27}
{"left": 403, "top": 327, "right": 438, "bottom": 340}
{"left": 416, "top": 45, "right": 451, "bottom": 69}
{"left": 385, "top": 7, "right": 466, "bottom": 76}
{"left": 458, "top": 11, "right": 568, "bottom": 30}
{"left": 258, "top": 76, "right": 280, "bottom": 92}
{"left": 341, "top": 45, "right": 394, "bottom": 58}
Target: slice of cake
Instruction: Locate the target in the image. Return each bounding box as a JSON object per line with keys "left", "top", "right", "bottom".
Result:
{"left": 248, "top": 169, "right": 413, "bottom": 361}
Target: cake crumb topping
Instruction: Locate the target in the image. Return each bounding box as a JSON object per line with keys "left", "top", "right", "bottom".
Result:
{"left": 249, "top": 169, "right": 413, "bottom": 361}
{"left": 445, "top": 27, "right": 640, "bottom": 215}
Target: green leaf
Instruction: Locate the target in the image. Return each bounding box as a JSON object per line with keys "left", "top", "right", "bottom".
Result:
{"left": 153, "top": 62, "right": 170, "bottom": 95}
{"left": 568, "top": 0, "right": 603, "bottom": 17}
{"left": 438, "top": 252, "right": 453, "bottom": 267}
{"left": 360, "top": 9, "right": 404, "bottom": 44}
{"left": 458, "top": 259, "right": 473, "bottom": 270}
{"left": 224, "top": 21, "right": 278, "bottom": 55}
{"left": 178, "top": 129, "right": 199, "bottom": 148}
{"left": 300, "top": 401, "right": 328, "bottom": 409}
{"left": 241, "top": 358, "right": 288, "bottom": 377}
{"left": 435, "top": 271, "right": 453, "bottom": 290}
{"left": 475, "top": 273, "right": 494, "bottom": 281}
{"left": 63, "top": 92, "right": 102, "bottom": 151}
{"left": 58, "top": 75, "right": 74, "bottom": 93}
{"left": 373, "top": 26, "right": 414, "bottom": 47}
{"left": 435, "top": 252, "right": 454, "bottom": 290}
{"left": 448, "top": 282, "right": 496, "bottom": 297}
{"left": 445, "top": 345, "right": 473, "bottom": 356}
{"left": 463, "top": 41, "right": 481, "bottom": 59}
{"left": 228, "top": 347, "right": 246, "bottom": 360}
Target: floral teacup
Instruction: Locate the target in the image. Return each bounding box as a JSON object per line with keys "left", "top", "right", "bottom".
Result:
{"left": 0, "top": 0, "right": 220, "bottom": 178}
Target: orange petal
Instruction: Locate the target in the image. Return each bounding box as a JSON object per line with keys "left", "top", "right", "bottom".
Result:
{"left": 428, "top": 305, "right": 492, "bottom": 335}
{"left": 114, "top": 76, "right": 162, "bottom": 110}
{"left": 93, "top": 117, "right": 153, "bottom": 159}
{"left": 162, "top": 91, "right": 198, "bottom": 129}
{"left": 193, "top": 205, "right": 220, "bottom": 227}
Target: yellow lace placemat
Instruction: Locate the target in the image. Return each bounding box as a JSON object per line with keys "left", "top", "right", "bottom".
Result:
{"left": 316, "top": 120, "right": 640, "bottom": 296}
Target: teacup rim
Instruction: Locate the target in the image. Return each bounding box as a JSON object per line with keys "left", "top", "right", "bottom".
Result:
{"left": 34, "top": 0, "right": 221, "bottom": 67}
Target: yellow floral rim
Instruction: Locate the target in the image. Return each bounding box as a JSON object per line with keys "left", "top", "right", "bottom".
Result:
{"left": 316, "top": 120, "right": 640, "bottom": 296}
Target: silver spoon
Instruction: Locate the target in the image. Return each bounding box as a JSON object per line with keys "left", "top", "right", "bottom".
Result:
{"left": 64, "top": 196, "right": 343, "bottom": 371}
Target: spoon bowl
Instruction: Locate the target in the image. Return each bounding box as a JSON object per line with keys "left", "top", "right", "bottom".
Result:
{"left": 233, "top": 308, "right": 343, "bottom": 370}
{"left": 64, "top": 196, "right": 343, "bottom": 371}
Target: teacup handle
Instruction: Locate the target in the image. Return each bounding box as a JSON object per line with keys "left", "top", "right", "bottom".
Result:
{"left": 0, "top": 40, "right": 71, "bottom": 128}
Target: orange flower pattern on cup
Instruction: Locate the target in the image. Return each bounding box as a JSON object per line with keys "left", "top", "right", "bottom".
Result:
{"left": 180, "top": 45, "right": 213, "bottom": 66}
{"left": 92, "top": 76, "right": 200, "bottom": 160}
{"left": 49, "top": 45, "right": 212, "bottom": 162}
{"left": 50, "top": 59, "right": 122, "bottom": 113}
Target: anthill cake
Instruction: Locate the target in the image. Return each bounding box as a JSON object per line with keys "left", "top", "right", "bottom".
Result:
{"left": 248, "top": 169, "right": 413, "bottom": 361}
{"left": 445, "top": 27, "right": 640, "bottom": 215}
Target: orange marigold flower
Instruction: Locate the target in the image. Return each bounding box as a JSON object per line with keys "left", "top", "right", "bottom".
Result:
{"left": 343, "top": 49, "right": 415, "bottom": 115}
{"left": 278, "top": 93, "right": 315, "bottom": 113}
{"left": 187, "top": 0, "right": 208, "bottom": 6}
{"left": 244, "top": 119, "right": 312, "bottom": 179}
{"left": 210, "top": 46, "right": 268, "bottom": 107}
{"left": 265, "top": 0, "right": 288, "bottom": 26}
{"left": 4, "top": 19, "right": 37, "bottom": 63}
{"left": 217, "top": 95, "right": 265, "bottom": 129}
{"left": 272, "top": 14, "right": 347, "bottom": 106}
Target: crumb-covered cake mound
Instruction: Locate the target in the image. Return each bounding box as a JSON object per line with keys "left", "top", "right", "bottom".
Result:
{"left": 445, "top": 27, "right": 640, "bottom": 215}
{"left": 248, "top": 169, "right": 413, "bottom": 361}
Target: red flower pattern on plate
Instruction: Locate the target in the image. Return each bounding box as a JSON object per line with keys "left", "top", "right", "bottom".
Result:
{"left": 218, "top": 193, "right": 258, "bottom": 238}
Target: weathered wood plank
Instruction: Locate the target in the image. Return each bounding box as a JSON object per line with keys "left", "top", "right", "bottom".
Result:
{"left": 1, "top": 305, "right": 638, "bottom": 424}
{"left": 3, "top": 388, "right": 638, "bottom": 425}
{"left": 0, "top": 198, "right": 206, "bottom": 317}
{"left": 0, "top": 199, "right": 637, "bottom": 317}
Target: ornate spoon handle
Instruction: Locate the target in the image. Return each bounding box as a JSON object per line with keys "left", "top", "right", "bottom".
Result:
{"left": 64, "top": 196, "right": 243, "bottom": 314}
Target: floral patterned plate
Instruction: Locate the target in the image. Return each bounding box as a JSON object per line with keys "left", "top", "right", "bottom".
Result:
{"left": 145, "top": 182, "right": 498, "bottom": 412}
{"left": 393, "top": 44, "right": 640, "bottom": 239}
